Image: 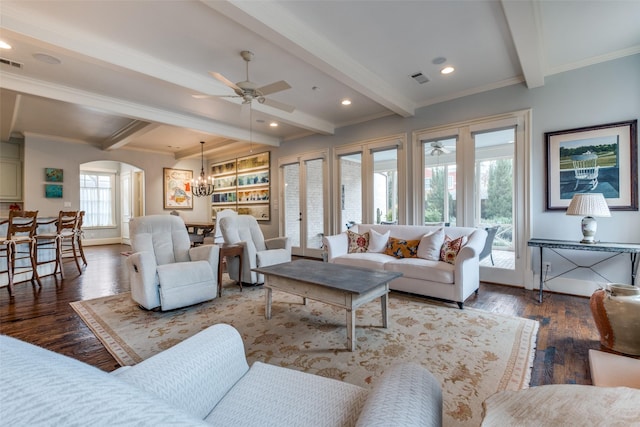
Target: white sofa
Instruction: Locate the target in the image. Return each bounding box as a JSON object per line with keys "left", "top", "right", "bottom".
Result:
{"left": 0, "top": 324, "right": 443, "bottom": 427}
{"left": 323, "top": 224, "right": 487, "bottom": 308}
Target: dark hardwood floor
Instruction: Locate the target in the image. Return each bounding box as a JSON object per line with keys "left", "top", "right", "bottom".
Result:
{"left": 0, "top": 244, "right": 605, "bottom": 385}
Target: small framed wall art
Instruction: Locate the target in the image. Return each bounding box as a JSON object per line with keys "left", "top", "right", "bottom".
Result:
{"left": 45, "top": 168, "right": 63, "bottom": 182}
{"left": 45, "top": 184, "right": 63, "bottom": 198}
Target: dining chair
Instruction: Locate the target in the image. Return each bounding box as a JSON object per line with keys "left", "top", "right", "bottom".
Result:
{"left": 0, "top": 210, "right": 40, "bottom": 296}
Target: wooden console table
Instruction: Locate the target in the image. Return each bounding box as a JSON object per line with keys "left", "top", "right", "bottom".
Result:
{"left": 528, "top": 238, "right": 640, "bottom": 303}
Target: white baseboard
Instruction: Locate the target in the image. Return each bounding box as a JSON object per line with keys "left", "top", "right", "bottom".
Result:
{"left": 82, "top": 237, "right": 123, "bottom": 247}
{"left": 533, "top": 274, "right": 605, "bottom": 298}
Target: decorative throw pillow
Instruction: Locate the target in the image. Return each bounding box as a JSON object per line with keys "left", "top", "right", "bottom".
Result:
{"left": 368, "top": 229, "right": 390, "bottom": 253}
{"left": 440, "top": 235, "right": 468, "bottom": 265}
{"left": 383, "top": 237, "right": 420, "bottom": 258}
{"left": 347, "top": 230, "right": 369, "bottom": 253}
{"left": 417, "top": 228, "right": 445, "bottom": 261}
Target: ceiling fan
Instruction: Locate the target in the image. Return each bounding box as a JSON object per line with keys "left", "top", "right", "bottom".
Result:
{"left": 205, "top": 50, "right": 295, "bottom": 113}
{"left": 429, "top": 141, "right": 455, "bottom": 156}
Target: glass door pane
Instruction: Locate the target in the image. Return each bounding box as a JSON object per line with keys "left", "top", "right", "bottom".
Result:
{"left": 423, "top": 137, "right": 457, "bottom": 225}
{"left": 283, "top": 163, "right": 301, "bottom": 249}
{"left": 373, "top": 149, "right": 398, "bottom": 224}
{"left": 305, "top": 158, "right": 324, "bottom": 250}
{"left": 474, "top": 128, "right": 516, "bottom": 280}
{"left": 339, "top": 153, "right": 362, "bottom": 231}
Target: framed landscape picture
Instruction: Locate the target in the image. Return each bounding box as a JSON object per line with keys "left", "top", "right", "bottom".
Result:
{"left": 546, "top": 120, "right": 637, "bottom": 210}
{"left": 163, "top": 168, "right": 193, "bottom": 209}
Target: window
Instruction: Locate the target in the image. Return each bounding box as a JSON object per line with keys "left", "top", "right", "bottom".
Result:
{"left": 335, "top": 135, "right": 405, "bottom": 231}
{"left": 80, "top": 171, "right": 116, "bottom": 227}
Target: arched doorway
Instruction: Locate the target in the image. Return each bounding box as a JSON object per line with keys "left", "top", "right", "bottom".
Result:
{"left": 79, "top": 161, "right": 145, "bottom": 246}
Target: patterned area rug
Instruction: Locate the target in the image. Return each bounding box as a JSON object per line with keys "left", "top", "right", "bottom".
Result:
{"left": 71, "top": 280, "right": 538, "bottom": 427}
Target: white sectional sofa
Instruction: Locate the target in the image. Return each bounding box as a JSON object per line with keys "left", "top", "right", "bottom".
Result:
{"left": 0, "top": 324, "right": 443, "bottom": 427}
{"left": 323, "top": 224, "right": 487, "bottom": 308}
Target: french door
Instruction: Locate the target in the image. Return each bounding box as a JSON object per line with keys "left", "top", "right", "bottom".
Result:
{"left": 279, "top": 151, "right": 328, "bottom": 258}
{"left": 415, "top": 111, "right": 531, "bottom": 286}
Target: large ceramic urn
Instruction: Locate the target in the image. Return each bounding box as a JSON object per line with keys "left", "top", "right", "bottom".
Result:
{"left": 590, "top": 284, "right": 640, "bottom": 356}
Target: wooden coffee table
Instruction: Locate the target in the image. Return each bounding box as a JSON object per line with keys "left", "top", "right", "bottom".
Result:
{"left": 253, "top": 260, "right": 402, "bottom": 351}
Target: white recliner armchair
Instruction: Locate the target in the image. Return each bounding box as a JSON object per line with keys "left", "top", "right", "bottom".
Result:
{"left": 126, "top": 215, "right": 220, "bottom": 311}
{"left": 219, "top": 215, "right": 291, "bottom": 285}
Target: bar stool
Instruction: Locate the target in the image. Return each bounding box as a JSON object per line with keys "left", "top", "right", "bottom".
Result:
{"left": 35, "top": 211, "right": 81, "bottom": 279}
{"left": 0, "top": 210, "right": 41, "bottom": 296}
{"left": 74, "top": 211, "right": 88, "bottom": 267}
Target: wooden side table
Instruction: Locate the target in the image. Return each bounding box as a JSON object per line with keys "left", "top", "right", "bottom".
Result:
{"left": 217, "top": 243, "right": 244, "bottom": 297}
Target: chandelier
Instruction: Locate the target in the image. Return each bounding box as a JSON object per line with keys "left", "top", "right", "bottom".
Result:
{"left": 192, "top": 141, "right": 215, "bottom": 197}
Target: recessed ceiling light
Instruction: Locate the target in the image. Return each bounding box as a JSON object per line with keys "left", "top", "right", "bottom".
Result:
{"left": 256, "top": 119, "right": 265, "bottom": 123}
{"left": 33, "top": 52, "right": 62, "bottom": 65}
{"left": 432, "top": 57, "right": 446, "bottom": 65}
{"left": 269, "top": 122, "right": 278, "bottom": 127}
{"left": 341, "top": 99, "right": 352, "bottom": 106}
{"left": 441, "top": 66, "right": 455, "bottom": 75}
{"left": 0, "top": 41, "right": 12, "bottom": 50}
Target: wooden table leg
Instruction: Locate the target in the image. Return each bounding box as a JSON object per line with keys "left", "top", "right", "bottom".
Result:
{"left": 217, "top": 256, "right": 223, "bottom": 298}
{"left": 265, "top": 286, "right": 272, "bottom": 319}
{"left": 381, "top": 292, "right": 388, "bottom": 328}
{"left": 346, "top": 308, "right": 355, "bottom": 351}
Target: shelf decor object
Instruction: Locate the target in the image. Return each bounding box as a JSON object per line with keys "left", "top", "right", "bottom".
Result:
{"left": 545, "top": 120, "right": 637, "bottom": 211}
{"left": 590, "top": 283, "right": 640, "bottom": 356}
{"left": 192, "top": 141, "right": 215, "bottom": 198}
{"left": 565, "top": 193, "right": 611, "bottom": 244}
{"left": 210, "top": 152, "right": 270, "bottom": 221}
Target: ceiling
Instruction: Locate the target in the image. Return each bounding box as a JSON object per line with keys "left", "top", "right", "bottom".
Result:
{"left": 1, "top": 1, "right": 638, "bottom": 161}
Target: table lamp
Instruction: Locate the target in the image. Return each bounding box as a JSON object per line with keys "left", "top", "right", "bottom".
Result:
{"left": 566, "top": 193, "right": 610, "bottom": 244}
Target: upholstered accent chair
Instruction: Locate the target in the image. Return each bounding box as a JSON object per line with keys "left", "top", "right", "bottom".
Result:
{"left": 126, "top": 215, "right": 219, "bottom": 311}
{"left": 219, "top": 215, "right": 291, "bottom": 285}
{"left": 212, "top": 208, "right": 237, "bottom": 244}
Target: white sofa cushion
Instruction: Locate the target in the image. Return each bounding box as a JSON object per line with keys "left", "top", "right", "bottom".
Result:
{"left": 114, "top": 324, "right": 249, "bottom": 420}
{"left": 355, "top": 363, "right": 442, "bottom": 427}
{"left": 385, "top": 258, "right": 455, "bottom": 283}
{"left": 0, "top": 335, "right": 206, "bottom": 426}
{"left": 207, "top": 361, "right": 368, "bottom": 427}
{"left": 368, "top": 229, "right": 390, "bottom": 253}
{"left": 417, "top": 228, "right": 444, "bottom": 261}
{"left": 157, "top": 260, "right": 216, "bottom": 311}
{"left": 333, "top": 252, "right": 394, "bottom": 270}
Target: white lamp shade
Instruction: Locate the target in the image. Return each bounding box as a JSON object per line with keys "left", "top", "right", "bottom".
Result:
{"left": 566, "top": 193, "right": 611, "bottom": 217}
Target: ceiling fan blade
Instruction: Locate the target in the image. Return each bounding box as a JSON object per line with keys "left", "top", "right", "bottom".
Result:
{"left": 261, "top": 97, "right": 295, "bottom": 113}
{"left": 209, "top": 71, "right": 242, "bottom": 92}
{"left": 257, "top": 80, "right": 291, "bottom": 96}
